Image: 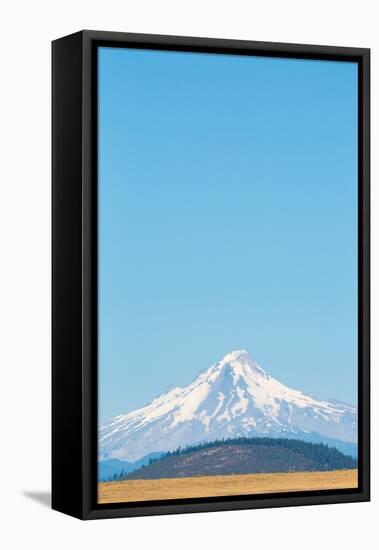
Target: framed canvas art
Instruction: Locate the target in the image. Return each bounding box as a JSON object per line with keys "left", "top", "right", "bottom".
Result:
{"left": 52, "top": 30, "right": 370, "bottom": 520}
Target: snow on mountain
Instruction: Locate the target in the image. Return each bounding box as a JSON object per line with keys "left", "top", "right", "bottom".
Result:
{"left": 99, "top": 350, "right": 357, "bottom": 462}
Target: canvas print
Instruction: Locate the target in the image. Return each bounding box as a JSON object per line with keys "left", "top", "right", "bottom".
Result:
{"left": 97, "top": 47, "right": 358, "bottom": 504}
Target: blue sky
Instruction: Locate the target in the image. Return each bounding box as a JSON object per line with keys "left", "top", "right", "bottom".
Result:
{"left": 98, "top": 47, "right": 358, "bottom": 423}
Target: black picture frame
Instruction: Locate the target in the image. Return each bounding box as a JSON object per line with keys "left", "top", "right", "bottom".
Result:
{"left": 52, "top": 30, "right": 370, "bottom": 520}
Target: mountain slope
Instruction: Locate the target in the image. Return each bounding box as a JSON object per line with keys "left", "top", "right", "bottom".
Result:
{"left": 122, "top": 438, "right": 357, "bottom": 480}
{"left": 99, "top": 350, "right": 357, "bottom": 462}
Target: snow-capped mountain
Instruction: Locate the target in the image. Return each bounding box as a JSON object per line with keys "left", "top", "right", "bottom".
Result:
{"left": 99, "top": 350, "right": 357, "bottom": 462}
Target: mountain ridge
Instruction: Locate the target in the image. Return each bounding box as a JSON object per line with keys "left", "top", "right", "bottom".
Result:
{"left": 119, "top": 437, "right": 357, "bottom": 481}
{"left": 99, "top": 350, "right": 357, "bottom": 462}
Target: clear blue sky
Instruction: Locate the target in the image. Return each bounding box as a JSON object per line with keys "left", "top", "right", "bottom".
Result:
{"left": 98, "top": 47, "right": 358, "bottom": 423}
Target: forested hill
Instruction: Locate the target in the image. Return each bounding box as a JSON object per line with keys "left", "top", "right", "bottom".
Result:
{"left": 118, "top": 437, "right": 357, "bottom": 481}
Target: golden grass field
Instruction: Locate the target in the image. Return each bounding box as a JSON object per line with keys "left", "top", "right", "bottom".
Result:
{"left": 98, "top": 469, "right": 358, "bottom": 504}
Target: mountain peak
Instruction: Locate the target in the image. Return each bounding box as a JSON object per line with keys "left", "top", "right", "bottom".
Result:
{"left": 221, "top": 350, "right": 249, "bottom": 362}
{"left": 214, "top": 349, "right": 266, "bottom": 378}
